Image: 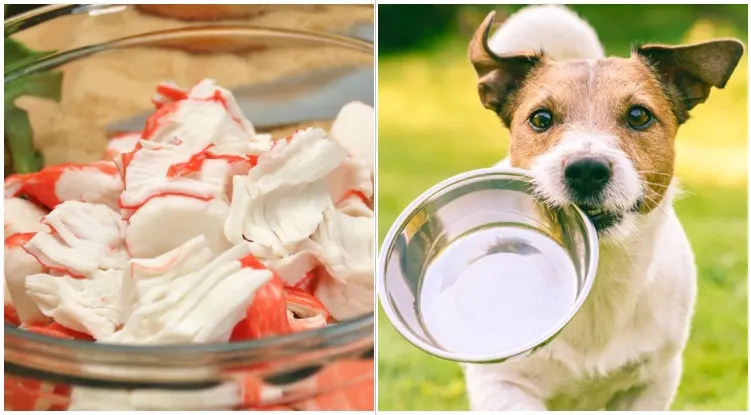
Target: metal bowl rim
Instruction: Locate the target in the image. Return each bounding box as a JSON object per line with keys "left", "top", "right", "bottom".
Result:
{"left": 377, "top": 167, "right": 599, "bottom": 363}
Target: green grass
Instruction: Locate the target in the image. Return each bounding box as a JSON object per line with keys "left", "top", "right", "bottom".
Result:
{"left": 377, "top": 18, "right": 748, "bottom": 411}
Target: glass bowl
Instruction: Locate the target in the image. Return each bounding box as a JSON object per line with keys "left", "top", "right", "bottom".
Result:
{"left": 4, "top": 4, "right": 374, "bottom": 411}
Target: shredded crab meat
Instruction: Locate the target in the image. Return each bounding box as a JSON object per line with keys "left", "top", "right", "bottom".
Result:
{"left": 224, "top": 128, "right": 347, "bottom": 256}
{"left": 107, "top": 236, "right": 272, "bottom": 344}
{"left": 120, "top": 142, "right": 232, "bottom": 211}
{"left": 337, "top": 194, "right": 375, "bottom": 218}
{"left": 286, "top": 288, "right": 330, "bottom": 332}
{"left": 315, "top": 269, "right": 373, "bottom": 321}
{"left": 301, "top": 209, "right": 374, "bottom": 320}
{"left": 188, "top": 79, "right": 258, "bottom": 136}
{"left": 230, "top": 269, "right": 291, "bottom": 341}
{"left": 4, "top": 78, "right": 375, "bottom": 411}
{"left": 305, "top": 208, "right": 374, "bottom": 284}
{"left": 5, "top": 233, "right": 48, "bottom": 323}
{"left": 327, "top": 157, "right": 373, "bottom": 208}
{"left": 142, "top": 100, "right": 244, "bottom": 148}
{"left": 151, "top": 81, "right": 187, "bottom": 109}
{"left": 4, "top": 198, "right": 49, "bottom": 237}
{"left": 25, "top": 268, "right": 124, "bottom": 339}
{"left": 119, "top": 83, "right": 271, "bottom": 213}
{"left": 104, "top": 132, "right": 141, "bottom": 160}
{"left": 126, "top": 196, "right": 232, "bottom": 258}
{"left": 142, "top": 82, "right": 268, "bottom": 153}
{"left": 329, "top": 101, "right": 375, "bottom": 172}
{"left": 264, "top": 249, "right": 321, "bottom": 287}
{"left": 23, "top": 201, "right": 127, "bottom": 277}
{"left": 5, "top": 162, "right": 123, "bottom": 210}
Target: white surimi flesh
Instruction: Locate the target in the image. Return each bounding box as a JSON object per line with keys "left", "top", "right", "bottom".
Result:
{"left": 188, "top": 79, "right": 257, "bottom": 136}
{"left": 120, "top": 142, "right": 230, "bottom": 210}
{"left": 4, "top": 197, "right": 48, "bottom": 237}
{"left": 264, "top": 249, "right": 321, "bottom": 286}
{"left": 304, "top": 209, "right": 374, "bottom": 320}
{"left": 23, "top": 201, "right": 127, "bottom": 277}
{"left": 315, "top": 269, "right": 374, "bottom": 322}
{"left": 25, "top": 269, "right": 124, "bottom": 339}
{"left": 126, "top": 196, "right": 232, "bottom": 258}
{"left": 329, "top": 101, "right": 374, "bottom": 171}
{"left": 224, "top": 128, "right": 347, "bottom": 258}
{"left": 326, "top": 156, "right": 373, "bottom": 205}
{"left": 337, "top": 195, "right": 374, "bottom": 218}
{"left": 146, "top": 99, "right": 253, "bottom": 152}
{"left": 305, "top": 208, "right": 374, "bottom": 284}
{"left": 5, "top": 242, "right": 48, "bottom": 323}
{"left": 54, "top": 164, "right": 124, "bottom": 211}
{"left": 107, "top": 236, "right": 272, "bottom": 344}
{"left": 105, "top": 132, "right": 141, "bottom": 160}
{"left": 18, "top": 201, "right": 128, "bottom": 335}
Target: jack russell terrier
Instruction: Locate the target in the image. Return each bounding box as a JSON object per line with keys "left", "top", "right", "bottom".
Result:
{"left": 464, "top": 5, "right": 744, "bottom": 411}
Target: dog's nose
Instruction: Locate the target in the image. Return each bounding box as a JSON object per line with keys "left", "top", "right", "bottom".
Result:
{"left": 564, "top": 156, "right": 612, "bottom": 197}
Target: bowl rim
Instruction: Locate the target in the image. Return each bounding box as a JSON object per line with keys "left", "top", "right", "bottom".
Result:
{"left": 4, "top": 4, "right": 374, "bottom": 369}
{"left": 377, "top": 166, "right": 599, "bottom": 364}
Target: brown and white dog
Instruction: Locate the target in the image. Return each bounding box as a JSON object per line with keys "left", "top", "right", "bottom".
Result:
{"left": 464, "top": 5, "right": 743, "bottom": 411}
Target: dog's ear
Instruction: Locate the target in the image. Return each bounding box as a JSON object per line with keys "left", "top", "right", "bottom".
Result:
{"left": 469, "top": 11, "right": 542, "bottom": 126}
{"left": 636, "top": 39, "right": 744, "bottom": 122}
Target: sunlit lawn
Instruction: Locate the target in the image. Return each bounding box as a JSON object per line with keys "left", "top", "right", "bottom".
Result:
{"left": 377, "top": 20, "right": 747, "bottom": 411}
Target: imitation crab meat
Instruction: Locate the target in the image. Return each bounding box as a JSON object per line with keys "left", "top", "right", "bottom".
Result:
{"left": 4, "top": 78, "right": 375, "bottom": 411}
{"left": 329, "top": 101, "right": 375, "bottom": 172}
{"left": 5, "top": 233, "right": 47, "bottom": 324}
{"left": 104, "top": 132, "right": 141, "bottom": 160}
{"left": 125, "top": 196, "right": 232, "bottom": 258}
{"left": 110, "top": 236, "right": 272, "bottom": 344}
{"left": 224, "top": 128, "right": 347, "bottom": 257}
{"left": 286, "top": 288, "right": 330, "bottom": 332}
{"left": 4, "top": 197, "right": 48, "bottom": 237}
{"left": 5, "top": 162, "right": 123, "bottom": 211}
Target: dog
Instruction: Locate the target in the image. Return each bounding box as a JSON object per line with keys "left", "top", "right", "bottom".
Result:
{"left": 463, "top": 5, "right": 744, "bottom": 411}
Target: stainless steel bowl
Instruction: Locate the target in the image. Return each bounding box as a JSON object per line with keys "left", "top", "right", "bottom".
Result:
{"left": 377, "top": 167, "right": 599, "bottom": 363}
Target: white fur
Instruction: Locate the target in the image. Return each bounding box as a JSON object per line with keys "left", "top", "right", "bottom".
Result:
{"left": 466, "top": 6, "right": 697, "bottom": 410}
{"left": 488, "top": 5, "right": 605, "bottom": 61}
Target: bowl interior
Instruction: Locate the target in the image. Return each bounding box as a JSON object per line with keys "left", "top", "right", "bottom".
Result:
{"left": 379, "top": 168, "right": 598, "bottom": 362}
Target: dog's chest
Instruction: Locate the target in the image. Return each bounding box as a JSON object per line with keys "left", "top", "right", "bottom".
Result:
{"left": 540, "top": 247, "right": 667, "bottom": 410}
{"left": 542, "top": 336, "right": 659, "bottom": 410}
{"left": 545, "top": 357, "right": 648, "bottom": 410}
{"left": 545, "top": 244, "right": 665, "bottom": 410}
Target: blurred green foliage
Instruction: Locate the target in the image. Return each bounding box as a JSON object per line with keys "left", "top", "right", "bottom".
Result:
{"left": 379, "top": 4, "right": 748, "bottom": 56}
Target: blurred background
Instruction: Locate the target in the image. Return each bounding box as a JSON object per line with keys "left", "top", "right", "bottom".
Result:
{"left": 378, "top": 4, "right": 747, "bottom": 411}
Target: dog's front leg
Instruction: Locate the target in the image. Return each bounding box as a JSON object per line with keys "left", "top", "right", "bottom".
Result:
{"left": 464, "top": 364, "right": 546, "bottom": 411}
{"left": 607, "top": 356, "right": 682, "bottom": 411}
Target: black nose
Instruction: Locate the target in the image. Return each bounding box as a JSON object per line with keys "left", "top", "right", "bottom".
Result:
{"left": 564, "top": 156, "right": 612, "bottom": 198}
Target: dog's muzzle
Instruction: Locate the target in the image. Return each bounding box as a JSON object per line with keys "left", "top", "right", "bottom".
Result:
{"left": 564, "top": 155, "right": 612, "bottom": 202}
{"left": 562, "top": 155, "right": 622, "bottom": 230}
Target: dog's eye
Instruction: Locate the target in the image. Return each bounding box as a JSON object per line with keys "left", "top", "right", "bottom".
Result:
{"left": 529, "top": 110, "right": 553, "bottom": 132}
{"left": 627, "top": 106, "right": 654, "bottom": 130}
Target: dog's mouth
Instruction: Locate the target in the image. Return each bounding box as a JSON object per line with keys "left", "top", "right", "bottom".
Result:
{"left": 576, "top": 201, "right": 643, "bottom": 232}
{"left": 577, "top": 204, "right": 623, "bottom": 231}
